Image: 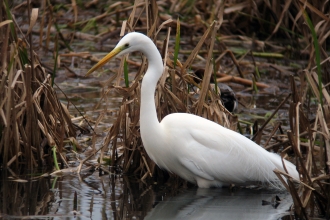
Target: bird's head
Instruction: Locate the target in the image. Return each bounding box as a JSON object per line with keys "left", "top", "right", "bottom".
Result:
{"left": 86, "top": 32, "right": 149, "bottom": 76}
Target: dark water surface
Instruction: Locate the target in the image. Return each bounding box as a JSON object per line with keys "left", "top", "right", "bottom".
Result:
{"left": 145, "top": 188, "right": 293, "bottom": 220}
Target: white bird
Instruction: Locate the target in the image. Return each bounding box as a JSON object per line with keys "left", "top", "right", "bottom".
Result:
{"left": 86, "top": 32, "right": 299, "bottom": 188}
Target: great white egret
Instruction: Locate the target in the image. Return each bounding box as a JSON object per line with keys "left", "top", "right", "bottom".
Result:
{"left": 86, "top": 32, "right": 299, "bottom": 188}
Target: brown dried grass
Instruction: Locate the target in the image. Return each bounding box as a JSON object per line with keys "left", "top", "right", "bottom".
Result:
{"left": 0, "top": 2, "right": 75, "bottom": 173}
{"left": 271, "top": 73, "right": 330, "bottom": 218}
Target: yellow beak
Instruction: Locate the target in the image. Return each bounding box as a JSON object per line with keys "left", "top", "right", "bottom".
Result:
{"left": 86, "top": 46, "right": 123, "bottom": 76}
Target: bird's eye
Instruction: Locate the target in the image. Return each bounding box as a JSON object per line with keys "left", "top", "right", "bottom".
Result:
{"left": 124, "top": 43, "right": 129, "bottom": 47}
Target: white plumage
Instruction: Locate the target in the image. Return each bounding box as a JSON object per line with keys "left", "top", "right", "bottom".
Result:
{"left": 87, "top": 32, "right": 299, "bottom": 188}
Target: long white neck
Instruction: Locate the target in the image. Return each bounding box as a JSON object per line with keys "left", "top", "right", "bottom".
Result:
{"left": 139, "top": 38, "right": 164, "bottom": 145}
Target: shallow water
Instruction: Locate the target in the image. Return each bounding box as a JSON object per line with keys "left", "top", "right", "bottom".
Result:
{"left": 145, "top": 188, "right": 293, "bottom": 220}
{"left": 0, "top": 171, "right": 293, "bottom": 219}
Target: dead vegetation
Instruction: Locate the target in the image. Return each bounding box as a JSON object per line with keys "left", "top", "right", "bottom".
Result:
{"left": 0, "top": 2, "right": 76, "bottom": 172}
{"left": 1, "top": 0, "right": 330, "bottom": 218}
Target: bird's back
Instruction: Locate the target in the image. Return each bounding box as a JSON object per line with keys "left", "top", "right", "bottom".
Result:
{"left": 156, "top": 113, "right": 298, "bottom": 188}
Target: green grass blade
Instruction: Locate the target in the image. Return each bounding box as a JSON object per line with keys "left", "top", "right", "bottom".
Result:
{"left": 4, "top": 0, "right": 17, "bottom": 41}
{"left": 51, "top": 177, "right": 58, "bottom": 189}
{"left": 53, "top": 21, "right": 72, "bottom": 51}
{"left": 82, "top": 18, "right": 97, "bottom": 33}
{"left": 302, "top": 9, "right": 323, "bottom": 107}
{"left": 124, "top": 58, "right": 129, "bottom": 87}
{"left": 252, "top": 76, "right": 258, "bottom": 93}
{"left": 255, "top": 65, "right": 260, "bottom": 79}
{"left": 52, "top": 146, "right": 60, "bottom": 170}
{"left": 18, "top": 47, "right": 29, "bottom": 66}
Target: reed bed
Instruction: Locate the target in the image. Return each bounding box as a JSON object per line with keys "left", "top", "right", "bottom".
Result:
{"left": 0, "top": 1, "right": 76, "bottom": 173}
{"left": 1, "top": 0, "right": 330, "bottom": 218}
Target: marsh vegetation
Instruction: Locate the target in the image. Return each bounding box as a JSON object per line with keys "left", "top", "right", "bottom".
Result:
{"left": 0, "top": 0, "right": 329, "bottom": 218}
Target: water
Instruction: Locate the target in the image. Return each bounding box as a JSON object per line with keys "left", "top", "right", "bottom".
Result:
{"left": 0, "top": 171, "right": 294, "bottom": 219}
{"left": 145, "top": 188, "right": 293, "bottom": 220}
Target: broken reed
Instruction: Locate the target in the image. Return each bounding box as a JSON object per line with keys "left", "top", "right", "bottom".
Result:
{"left": 0, "top": 2, "right": 75, "bottom": 172}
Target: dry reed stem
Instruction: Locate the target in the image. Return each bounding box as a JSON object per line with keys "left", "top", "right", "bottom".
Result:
{"left": 216, "top": 72, "right": 270, "bottom": 88}
{"left": 279, "top": 69, "right": 330, "bottom": 218}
